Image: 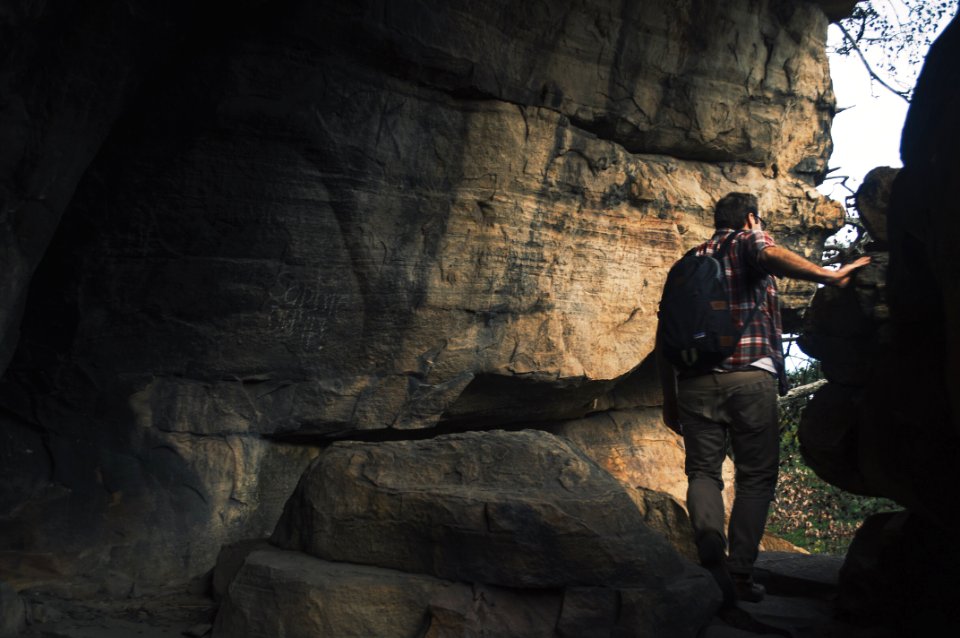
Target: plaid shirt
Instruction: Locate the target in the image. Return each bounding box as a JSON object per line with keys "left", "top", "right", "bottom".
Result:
{"left": 694, "top": 228, "right": 783, "bottom": 372}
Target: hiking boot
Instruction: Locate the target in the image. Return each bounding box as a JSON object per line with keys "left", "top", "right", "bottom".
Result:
{"left": 696, "top": 532, "right": 735, "bottom": 608}
{"left": 732, "top": 574, "right": 766, "bottom": 603}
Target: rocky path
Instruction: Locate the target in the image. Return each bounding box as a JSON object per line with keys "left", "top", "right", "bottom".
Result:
{"left": 701, "top": 552, "right": 893, "bottom": 638}
{"left": 13, "top": 552, "right": 893, "bottom": 638}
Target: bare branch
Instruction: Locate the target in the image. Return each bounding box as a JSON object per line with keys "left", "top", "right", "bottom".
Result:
{"left": 819, "top": 174, "right": 858, "bottom": 198}
{"left": 778, "top": 379, "right": 828, "bottom": 406}
{"left": 836, "top": 22, "right": 912, "bottom": 103}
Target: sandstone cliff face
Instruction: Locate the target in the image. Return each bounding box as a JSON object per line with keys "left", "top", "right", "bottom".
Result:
{"left": 1, "top": 0, "right": 847, "bottom": 609}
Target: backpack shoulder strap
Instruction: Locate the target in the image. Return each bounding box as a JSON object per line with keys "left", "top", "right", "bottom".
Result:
{"left": 714, "top": 230, "right": 742, "bottom": 260}
{"left": 686, "top": 230, "right": 738, "bottom": 262}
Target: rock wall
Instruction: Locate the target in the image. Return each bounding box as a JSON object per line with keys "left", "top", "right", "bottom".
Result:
{"left": 1, "top": 0, "right": 852, "bottom": 619}
{"left": 798, "top": 11, "right": 960, "bottom": 633}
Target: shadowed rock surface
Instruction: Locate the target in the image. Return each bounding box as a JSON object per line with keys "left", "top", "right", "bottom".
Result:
{"left": 14, "top": 550, "right": 887, "bottom": 638}
{"left": 16, "top": 0, "right": 952, "bottom": 636}
{"left": 797, "top": 12, "right": 960, "bottom": 634}
{"left": 0, "top": 0, "right": 848, "bottom": 597}
{"left": 854, "top": 167, "right": 897, "bottom": 246}
{"left": 220, "top": 429, "right": 719, "bottom": 637}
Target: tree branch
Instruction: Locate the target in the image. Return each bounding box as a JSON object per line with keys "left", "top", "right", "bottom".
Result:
{"left": 778, "top": 378, "right": 828, "bottom": 405}
{"left": 836, "top": 22, "right": 912, "bottom": 103}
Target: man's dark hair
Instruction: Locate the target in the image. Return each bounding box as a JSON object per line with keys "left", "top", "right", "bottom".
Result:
{"left": 714, "top": 192, "right": 758, "bottom": 229}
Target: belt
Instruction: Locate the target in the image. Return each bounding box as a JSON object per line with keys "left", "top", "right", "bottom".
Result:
{"left": 677, "top": 367, "right": 765, "bottom": 380}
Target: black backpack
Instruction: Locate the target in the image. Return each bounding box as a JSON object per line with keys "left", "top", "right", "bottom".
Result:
{"left": 657, "top": 231, "right": 762, "bottom": 371}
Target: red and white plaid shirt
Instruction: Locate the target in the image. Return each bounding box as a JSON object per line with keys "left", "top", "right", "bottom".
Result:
{"left": 694, "top": 229, "right": 783, "bottom": 372}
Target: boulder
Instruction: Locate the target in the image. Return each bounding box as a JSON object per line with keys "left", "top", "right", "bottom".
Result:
{"left": 219, "top": 428, "right": 722, "bottom": 635}
{"left": 854, "top": 166, "right": 898, "bottom": 245}
{"left": 213, "top": 548, "right": 561, "bottom": 638}
{"left": 798, "top": 251, "right": 888, "bottom": 386}
{"left": 838, "top": 510, "right": 960, "bottom": 635}
{"left": 214, "top": 546, "right": 716, "bottom": 638}
{"left": 271, "top": 429, "right": 702, "bottom": 591}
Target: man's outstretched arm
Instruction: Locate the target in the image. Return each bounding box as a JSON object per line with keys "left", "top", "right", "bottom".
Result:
{"left": 758, "top": 246, "right": 870, "bottom": 288}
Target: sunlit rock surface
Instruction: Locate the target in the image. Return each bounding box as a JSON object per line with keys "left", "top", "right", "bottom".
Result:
{"left": 1, "top": 0, "right": 846, "bottom": 599}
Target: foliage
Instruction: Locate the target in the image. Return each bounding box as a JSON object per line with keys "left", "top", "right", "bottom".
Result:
{"left": 832, "top": 0, "right": 958, "bottom": 101}
{"left": 766, "top": 362, "right": 899, "bottom": 555}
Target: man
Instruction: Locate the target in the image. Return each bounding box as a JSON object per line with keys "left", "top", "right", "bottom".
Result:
{"left": 657, "top": 192, "right": 870, "bottom": 605}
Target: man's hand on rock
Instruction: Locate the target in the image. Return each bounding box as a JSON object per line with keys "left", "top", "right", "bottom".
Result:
{"left": 826, "top": 255, "right": 871, "bottom": 288}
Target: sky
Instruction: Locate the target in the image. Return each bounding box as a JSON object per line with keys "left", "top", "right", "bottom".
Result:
{"left": 818, "top": 7, "right": 956, "bottom": 203}
{"left": 816, "top": 25, "right": 910, "bottom": 204}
